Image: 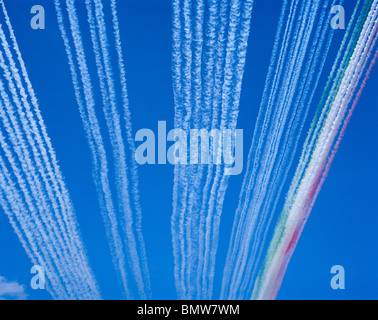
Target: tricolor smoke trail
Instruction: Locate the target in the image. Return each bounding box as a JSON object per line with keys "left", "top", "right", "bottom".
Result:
{"left": 0, "top": 0, "right": 100, "bottom": 300}
{"left": 252, "top": 0, "right": 378, "bottom": 300}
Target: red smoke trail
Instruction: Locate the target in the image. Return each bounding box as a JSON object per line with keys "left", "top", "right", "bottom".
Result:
{"left": 269, "top": 33, "right": 378, "bottom": 301}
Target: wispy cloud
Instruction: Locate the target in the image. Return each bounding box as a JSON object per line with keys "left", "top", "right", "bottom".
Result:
{"left": 0, "top": 276, "right": 27, "bottom": 300}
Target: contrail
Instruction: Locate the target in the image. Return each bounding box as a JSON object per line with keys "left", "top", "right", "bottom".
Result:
{"left": 221, "top": 0, "right": 346, "bottom": 299}
{"left": 0, "top": 0, "right": 96, "bottom": 287}
{"left": 55, "top": 0, "right": 129, "bottom": 298}
{"left": 0, "top": 0, "right": 101, "bottom": 299}
{"left": 171, "top": 0, "right": 254, "bottom": 299}
{"left": 289, "top": 0, "right": 370, "bottom": 201}
{"left": 239, "top": 0, "right": 339, "bottom": 298}
{"left": 194, "top": 0, "right": 226, "bottom": 300}
{"left": 171, "top": 0, "right": 184, "bottom": 298}
{"left": 171, "top": 0, "right": 193, "bottom": 299}
{"left": 0, "top": 75, "right": 84, "bottom": 298}
{"left": 221, "top": 0, "right": 295, "bottom": 298}
{"left": 85, "top": 0, "right": 148, "bottom": 298}
{"left": 0, "top": 152, "right": 68, "bottom": 299}
{"left": 0, "top": 123, "right": 69, "bottom": 299}
{"left": 200, "top": 0, "right": 253, "bottom": 300}
{"left": 55, "top": 0, "right": 150, "bottom": 298}
{"left": 195, "top": 0, "right": 234, "bottom": 299}
{"left": 109, "top": 0, "right": 151, "bottom": 296}
{"left": 184, "top": 0, "right": 204, "bottom": 300}
{"left": 202, "top": 0, "right": 254, "bottom": 299}
{"left": 0, "top": 31, "right": 94, "bottom": 295}
{"left": 252, "top": 0, "right": 378, "bottom": 300}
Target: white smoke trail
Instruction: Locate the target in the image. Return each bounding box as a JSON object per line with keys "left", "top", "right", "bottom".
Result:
{"left": 223, "top": 0, "right": 305, "bottom": 299}
{"left": 287, "top": 0, "right": 368, "bottom": 206}
{"left": 0, "top": 155, "right": 69, "bottom": 299}
{"left": 109, "top": 0, "right": 151, "bottom": 296}
{"left": 221, "top": 0, "right": 344, "bottom": 299}
{"left": 0, "top": 102, "right": 94, "bottom": 298}
{"left": 171, "top": 0, "right": 193, "bottom": 299}
{"left": 237, "top": 0, "right": 335, "bottom": 297}
{"left": 184, "top": 0, "right": 205, "bottom": 299}
{"left": 90, "top": 0, "right": 149, "bottom": 298}
{"left": 203, "top": 0, "right": 254, "bottom": 299}
{"left": 170, "top": 0, "right": 254, "bottom": 299}
{"left": 169, "top": 0, "right": 254, "bottom": 299}
{"left": 253, "top": 0, "right": 378, "bottom": 299}
{"left": 195, "top": 0, "right": 230, "bottom": 299}
{"left": 199, "top": 0, "right": 242, "bottom": 298}
{"left": 0, "top": 4, "right": 100, "bottom": 298}
{"left": 230, "top": 0, "right": 316, "bottom": 296}
{"left": 221, "top": 0, "right": 293, "bottom": 297}
{"left": 241, "top": 0, "right": 338, "bottom": 297}
{"left": 171, "top": 0, "right": 184, "bottom": 298}
{"left": 55, "top": 0, "right": 129, "bottom": 297}
{"left": 85, "top": 0, "right": 147, "bottom": 298}
{"left": 0, "top": 30, "right": 95, "bottom": 296}
{"left": 188, "top": 0, "right": 221, "bottom": 299}
{"left": 0, "top": 119, "right": 69, "bottom": 299}
{"left": 0, "top": 2, "right": 98, "bottom": 295}
{"left": 0, "top": 76, "right": 87, "bottom": 297}
{"left": 55, "top": 0, "right": 150, "bottom": 298}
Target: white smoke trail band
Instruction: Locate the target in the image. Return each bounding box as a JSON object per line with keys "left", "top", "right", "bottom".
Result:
{"left": 54, "top": 0, "right": 150, "bottom": 298}
{"left": 0, "top": 0, "right": 101, "bottom": 299}
{"left": 252, "top": 0, "right": 378, "bottom": 300}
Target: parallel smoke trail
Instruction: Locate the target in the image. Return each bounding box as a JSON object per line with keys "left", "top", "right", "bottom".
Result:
{"left": 0, "top": 153, "right": 67, "bottom": 299}
{"left": 176, "top": 0, "right": 193, "bottom": 299}
{"left": 171, "top": 0, "right": 254, "bottom": 299}
{"left": 0, "top": 3, "right": 95, "bottom": 291}
{"left": 53, "top": 4, "right": 114, "bottom": 294}
{"left": 0, "top": 126, "right": 68, "bottom": 299}
{"left": 55, "top": 0, "right": 150, "bottom": 298}
{"left": 91, "top": 0, "right": 149, "bottom": 298}
{"left": 86, "top": 0, "right": 148, "bottom": 298}
{"left": 0, "top": 29, "right": 94, "bottom": 297}
{"left": 171, "top": 0, "right": 184, "bottom": 297}
{"left": 0, "top": 167, "right": 54, "bottom": 294}
{"left": 195, "top": 0, "right": 230, "bottom": 299}
{"left": 221, "top": 0, "right": 295, "bottom": 297}
{"left": 0, "top": 0, "right": 100, "bottom": 299}
{"left": 109, "top": 0, "right": 151, "bottom": 295}
{"left": 1, "top": 0, "right": 95, "bottom": 289}
{"left": 0, "top": 75, "right": 83, "bottom": 298}
{"left": 242, "top": 0, "right": 339, "bottom": 298}
{"left": 203, "top": 0, "right": 254, "bottom": 299}
{"left": 55, "top": 0, "right": 128, "bottom": 297}
{"left": 243, "top": 0, "right": 340, "bottom": 297}
{"left": 84, "top": 0, "right": 132, "bottom": 296}
{"left": 195, "top": 0, "right": 227, "bottom": 300}
{"left": 222, "top": 0, "right": 343, "bottom": 299}
{"left": 289, "top": 0, "right": 371, "bottom": 200}
{"left": 184, "top": 0, "right": 204, "bottom": 300}
{"left": 252, "top": 0, "right": 378, "bottom": 300}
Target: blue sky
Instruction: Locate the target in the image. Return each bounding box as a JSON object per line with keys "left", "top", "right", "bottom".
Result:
{"left": 0, "top": 0, "right": 376, "bottom": 300}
